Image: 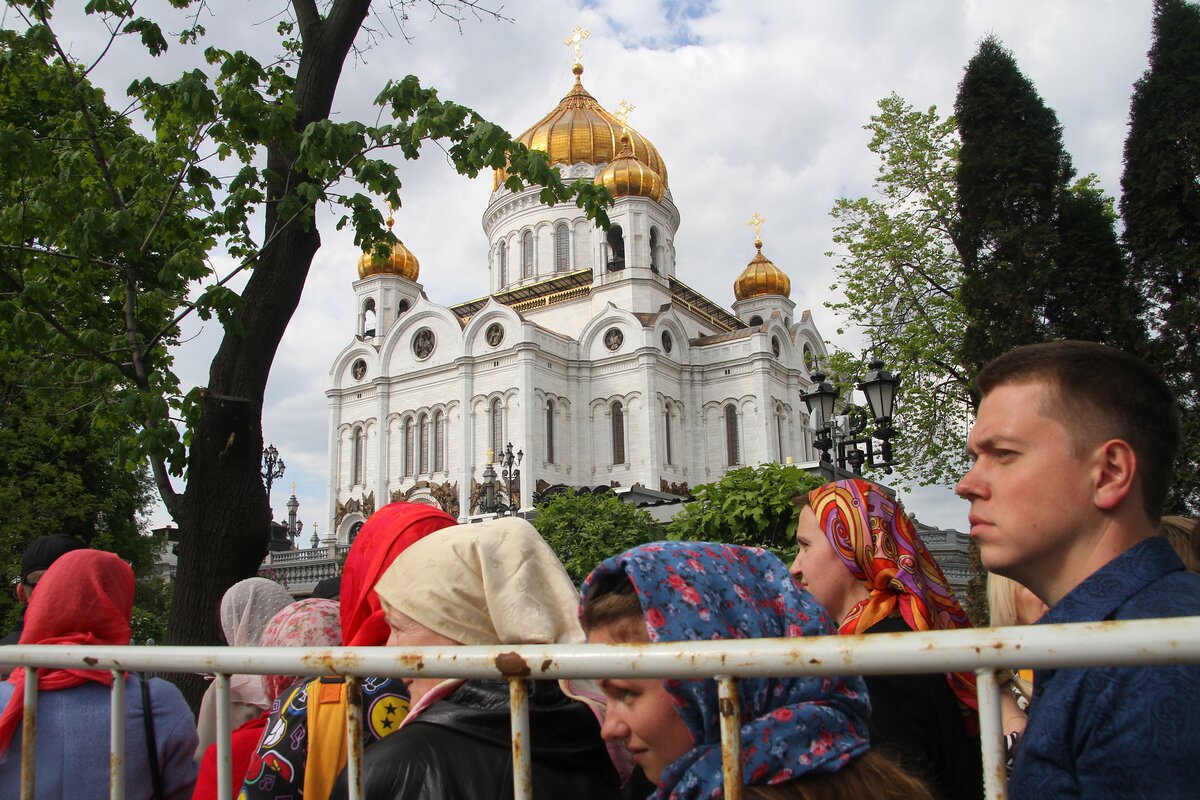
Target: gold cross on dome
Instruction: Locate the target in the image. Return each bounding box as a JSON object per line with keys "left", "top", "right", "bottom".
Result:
{"left": 614, "top": 99, "right": 635, "bottom": 131}
{"left": 565, "top": 25, "right": 590, "bottom": 63}
{"left": 291, "top": 481, "right": 296, "bottom": 495}
{"left": 748, "top": 212, "right": 766, "bottom": 241}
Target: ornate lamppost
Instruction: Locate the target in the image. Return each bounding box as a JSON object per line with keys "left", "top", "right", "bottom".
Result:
{"left": 261, "top": 443, "right": 286, "bottom": 516}
{"left": 801, "top": 357, "right": 900, "bottom": 474}
{"left": 285, "top": 483, "right": 304, "bottom": 550}
{"left": 483, "top": 443, "right": 524, "bottom": 516}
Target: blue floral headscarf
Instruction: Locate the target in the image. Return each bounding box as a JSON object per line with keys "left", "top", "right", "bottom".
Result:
{"left": 581, "top": 542, "right": 871, "bottom": 799}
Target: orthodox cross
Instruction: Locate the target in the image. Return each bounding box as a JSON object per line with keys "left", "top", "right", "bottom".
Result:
{"left": 565, "top": 25, "right": 590, "bottom": 64}
{"left": 748, "top": 212, "right": 766, "bottom": 242}
{"left": 614, "top": 99, "right": 635, "bottom": 132}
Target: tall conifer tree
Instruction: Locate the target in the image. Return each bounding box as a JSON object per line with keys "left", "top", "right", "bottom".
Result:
{"left": 955, "top": 37, "right": 1074, "bottom": 378}
{"left": 1121, "top": 0, "right": 1200, "bottom": 514}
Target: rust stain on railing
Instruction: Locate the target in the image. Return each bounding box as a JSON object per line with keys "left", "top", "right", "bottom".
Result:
{"left": 495, "top": 652, "right": 532, "bottom": 678}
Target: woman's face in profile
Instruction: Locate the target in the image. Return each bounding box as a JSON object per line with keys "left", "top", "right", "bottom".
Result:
{"left": 790, "top": 506, "right": 863, "bottom": 622}
{"left": 382, "top": 601, "right": 460, "bottom": 704}
{"left": 588, "top": 622, "right": 694, "bottom": 783}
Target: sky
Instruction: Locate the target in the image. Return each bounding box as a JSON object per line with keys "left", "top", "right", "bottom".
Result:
{"left": 14, "top": 0, "right": 1159, "bottom": 536}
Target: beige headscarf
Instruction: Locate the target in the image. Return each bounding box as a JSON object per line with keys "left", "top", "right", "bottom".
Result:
{"left": 375, "top": 516, "right": 583, "bottom": 646}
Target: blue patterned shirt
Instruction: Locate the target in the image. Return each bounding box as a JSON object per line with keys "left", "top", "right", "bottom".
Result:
{"left": 1011, "top": 536, "right": 1200, "bottom": 799}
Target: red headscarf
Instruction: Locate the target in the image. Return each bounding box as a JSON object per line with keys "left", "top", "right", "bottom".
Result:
{"left": 0, "top": 549, "right": 134, "bottom": 752}
{"left": 339, "top": 502, "right": 457, "bottom": 647}
{"left": 807, "top": 479, "right": 979, "bottom": 728}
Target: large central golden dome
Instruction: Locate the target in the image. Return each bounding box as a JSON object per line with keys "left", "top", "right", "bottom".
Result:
{"left": 493, "top": 64, "right": 668, "bottom": 191}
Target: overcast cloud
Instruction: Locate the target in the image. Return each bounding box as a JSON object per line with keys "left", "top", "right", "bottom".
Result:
{"left": 12, "top": 0, "right": 1156, "bottom": 535}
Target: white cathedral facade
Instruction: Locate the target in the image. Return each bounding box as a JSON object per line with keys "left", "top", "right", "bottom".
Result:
{"left": 325, "top": 61, "right": 829, "bottom": 540}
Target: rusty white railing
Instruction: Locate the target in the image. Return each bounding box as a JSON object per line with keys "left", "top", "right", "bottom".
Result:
{"left": 4, "top": 617, "right": 1200, "bottom": 800}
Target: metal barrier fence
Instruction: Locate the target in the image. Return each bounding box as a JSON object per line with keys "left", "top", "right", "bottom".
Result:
{"left": 4, "top": 616, "right": 1200, "bottom": 800}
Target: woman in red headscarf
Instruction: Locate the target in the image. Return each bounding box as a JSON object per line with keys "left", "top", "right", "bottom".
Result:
{"left": 241, "top": 501, "right": 456, "bottom": 800}
{"left": 791, "top": 479, "right": 982, "bottom": 800}
{"left": 0, "top": 549, "right": 198, "bottom": 799}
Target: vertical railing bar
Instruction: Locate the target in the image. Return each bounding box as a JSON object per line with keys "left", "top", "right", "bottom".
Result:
{"left": 510, "top": 678, "right": 532, "bottom": 800}
{"left": 19, "top": 667, "right": 38, "bottom": 800}
{"left": 214, "top": 673, "right": 232, "bottom": 800}
{"left": 717, "top": 676, "right": 742, "bottom": 800}
{"left": 110, "top": 669, "right": 126, "bottom": 800}
{"left": 976, "top": 669, "right": 1008, "bottom": 800}
{"left": 345, "top": 676, "right": 365, "bottom": 800}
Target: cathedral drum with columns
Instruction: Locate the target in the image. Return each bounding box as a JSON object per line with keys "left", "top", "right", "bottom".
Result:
{"left": 326, "top": 51, "right": 828, "bottom": 540}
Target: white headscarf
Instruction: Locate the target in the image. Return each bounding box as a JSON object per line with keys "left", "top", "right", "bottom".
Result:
{"left": 375, "top": 517, "right": 583, "bottom": 647}
{"left": 219, "top": 577, "right": 293, "bottom": 707}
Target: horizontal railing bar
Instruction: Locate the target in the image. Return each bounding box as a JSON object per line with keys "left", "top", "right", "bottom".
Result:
{"left": 2, "top": 617, "right": 1198, "bottom": 679}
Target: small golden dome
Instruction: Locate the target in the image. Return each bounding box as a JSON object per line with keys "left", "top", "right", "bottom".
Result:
{"left": 734, "top": 240, "right": 791, "bottom": 300}
{"left": 593, "top": 133, "right": 664, "bottom": 201}
{"left": 493, "top": 63, "right": 668, "bottom": 191}
{"left": 357, "top": 214, "right": 419, "bottom": 281}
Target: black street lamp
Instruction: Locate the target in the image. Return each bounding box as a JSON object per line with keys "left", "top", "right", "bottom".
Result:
{"left": 483, "top": 443, "right": 524, "bottom": 516}
{"left": 801, "top": 357, "right": 900, "bottom": 474}
{"left": 261, "top": 444, "right": 286, "bottom": 517}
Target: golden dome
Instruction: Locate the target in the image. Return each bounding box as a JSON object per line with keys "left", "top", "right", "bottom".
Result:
{"left": 357, "top": 214, "right": 419, "bottom": 281}
{"left": 734, "top": 240, "right": 791, "bottom": 300}
{"left": 593, "top": 132, "right": 664, "bottom": 201}
{"left": 492, "top": 63, "right": 668, "bottom": 191}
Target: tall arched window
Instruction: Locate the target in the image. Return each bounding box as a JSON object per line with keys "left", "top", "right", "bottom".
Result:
{"left": 418, "top": 412, "right": 429, "bottom": 474}
{"left": 546, "top": 400, "right": 556, "bottom": 463}
{"left": 776, "top": 408, "right": 786, "bottom": 462}
{"left": 611, "top": 401, "right": 626, "bottom": 464}
{"left": 362, "top": 299, "right": 377, "bottom": 337}
{"left": 490, "top": 398, "right": 503, "bottom": 457}
{"left": 606, "top": 225, "right": 625, "bottom": 270}
{"left": 664, "top": 407, "right": 673, "bottom": 466}
{"left": 724, "top": 404, "right": 740, "bottom": 466}
{"left": 649, "top": 227, "right": 659, "bottom": 273}
{"left": 554, "top": 224, "right": 570, "bottom": 272}
{"left": 352, "top": 426, "right": 365, "bottom": 485}
{"left": 522, "top": 230, "right": 534, "bottom": 278}
{"left": 433, "top": 410, "right": 445, "bottom": 472}
{"left": 497, "top": 242, "right": 507, "bottom": 287}
{"left": 403, "top": 418, "right": 414, "bottom": 477}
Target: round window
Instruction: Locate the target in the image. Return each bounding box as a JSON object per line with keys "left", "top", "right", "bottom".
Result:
{"left": 661, "top": 331, "right": 673, "bottom": 354}
{"left": 412, "top": 328, "right": 436, "bottom": 360}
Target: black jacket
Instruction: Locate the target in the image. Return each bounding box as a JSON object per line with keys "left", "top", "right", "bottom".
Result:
{"left": 862, "top": 616, "right": 983, "bottom": 800}
{"left": 330, "top": 679, "right": 625, "bottom": 800}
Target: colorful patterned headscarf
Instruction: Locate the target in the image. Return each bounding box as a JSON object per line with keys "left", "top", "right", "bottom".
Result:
{"left": 806, "top": 479, "right": 979, "bottom": 722}
{"left": 258, "top": 598, "right": 341, "bottom": 703}
{"left": 0, "top": 549, "right": 134, "bottom": 753}
{"left": 580, "top": 542, "right": 871, "bottom": 799}
{"left": 340, "top": 501, "right": 457, "bottom": 647}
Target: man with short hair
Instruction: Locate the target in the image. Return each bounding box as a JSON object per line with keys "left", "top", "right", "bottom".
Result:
{"left": 0, "top": 534, "right": 88, "bottom": 648}
{"left": 956, "top": 340, "right": 1200, "bottom": 798}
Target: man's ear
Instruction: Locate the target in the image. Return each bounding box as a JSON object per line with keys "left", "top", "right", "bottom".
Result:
{"left": 1093, "top": 439, "right": 1137, "bottom": 512}
{"left": 15, "top": 582, "right": 29, "bottom": 604}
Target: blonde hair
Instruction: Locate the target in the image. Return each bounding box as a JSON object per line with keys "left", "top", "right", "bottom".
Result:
{"left": 987, "top": 572, "right": 1020, "bottom": 628}
{"left": 1160, "top": 516, "right": 1200, "bottom": 573}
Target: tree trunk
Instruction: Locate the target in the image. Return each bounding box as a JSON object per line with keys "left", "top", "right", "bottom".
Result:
{"left": 161, "top": 0, "right": 372, "bottom": 711}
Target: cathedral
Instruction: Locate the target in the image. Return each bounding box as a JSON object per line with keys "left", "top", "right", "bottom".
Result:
{"left": 325, "top": 54, "right": 829, "bottom": 540}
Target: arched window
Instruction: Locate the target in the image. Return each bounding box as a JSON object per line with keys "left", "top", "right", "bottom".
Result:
{"left": 663, "top": 406, "right": 673, "bottom": 466}
{"left": 724, "top": 405, "right": 740, "bottom": 466}
{"left": 349, "top": 521, "right": 364, "bottom": 545}
{"left": 554, "top": 224, "right": 570, "bottom": 272}
{"left": 522, "top": 230, "right": 534, "bottom": 278}
{"left": 433, "top": 410, "right": 445, "bottom": 472}
{"left": 776, "top": 409, "right": 786, "bottom": 462}
{"left": 403, "top": 418, "right": 414, "bottom": 477}
{"left": 649, "top": 227, "right": 659, "bottom": 273}
{"left": 497, "top": 242, "right": 507, "bottom": 287}
{"left": 546, "top": 400, "right": 556, "bottom": 464}
{"left": 418, "top": 412, "right": 429, "bottom": 474}
{"left": 606, "top": 225, "right": 625, "bottom": 270}
{"left": 490, "top": 398, "right": 503, "bottom": 458}
{"left": 749, "top": 315, "right": 763, "bottom": 327}
{"left": 362, "top": 299, "right": 377, "bottom": 338}
{"left": 611, "top": 401, "right": 626, "bottom": 464}
{"left": 352, "top": 426, "right": 365, "bottom": 485}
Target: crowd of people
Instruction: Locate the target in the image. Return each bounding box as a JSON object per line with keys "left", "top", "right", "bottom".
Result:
{"left": 0, "top": 340, "right": 1198, "bottom": 800}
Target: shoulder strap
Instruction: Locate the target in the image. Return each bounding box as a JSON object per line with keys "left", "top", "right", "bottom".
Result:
{"left": 304, "top": 676, "right": 349, "bottom": 800}
{"left": 139, "top": 674, "right": 165, "bottom": 800}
